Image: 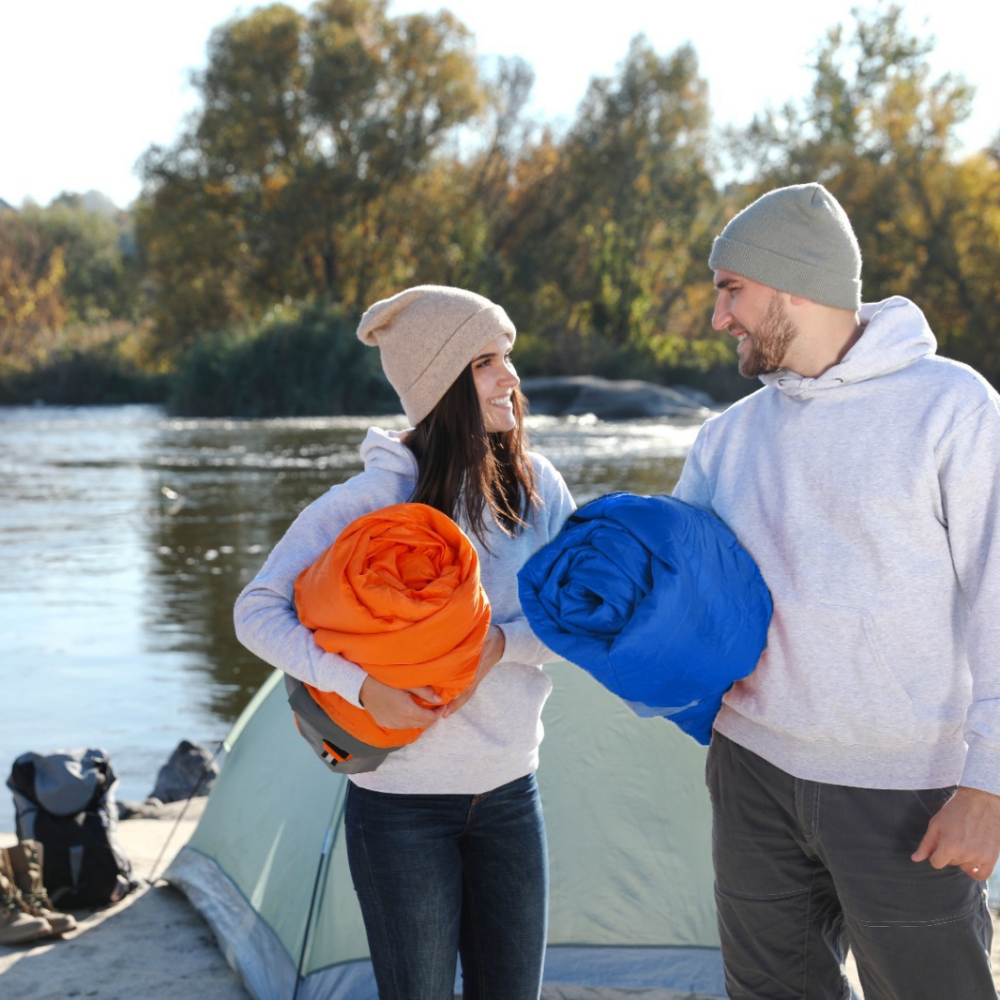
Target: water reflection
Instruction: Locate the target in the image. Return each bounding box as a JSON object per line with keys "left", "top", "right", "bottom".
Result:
{"left": 0, "top": 405, "right": 700, "bottom": 824}
{"left": 143, "top": 417, "right": 394, "bottom": 724}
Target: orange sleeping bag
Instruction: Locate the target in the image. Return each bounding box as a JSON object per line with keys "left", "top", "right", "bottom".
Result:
{"left": 294, "top": 502, "right": 491, "bottom": 749}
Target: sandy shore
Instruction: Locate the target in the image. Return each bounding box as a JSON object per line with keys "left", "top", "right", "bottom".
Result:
{"left": 0, "top": 798, "right": 248, "bottom": 999}
{"left": 1, "top": 801, "right": 998, "bottom": 999}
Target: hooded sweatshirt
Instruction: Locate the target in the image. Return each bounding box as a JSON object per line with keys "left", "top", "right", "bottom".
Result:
{"left": 673, "top": 297, "right": 1000, "bottom": 795}
{"left": 234, "top": 428, "right": 576, "bottom": 795}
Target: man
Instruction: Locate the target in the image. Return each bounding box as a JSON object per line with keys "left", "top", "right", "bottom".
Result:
{"left": 673, "top": 182, "right": 1000, "bottom": 998}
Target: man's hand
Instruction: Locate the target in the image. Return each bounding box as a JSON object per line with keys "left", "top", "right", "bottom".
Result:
{"left": 442, "top": 625, "right": 506, "bottom": 719}
{"left": 359, "top": 675, "right": 444, "bottom": 730}
{"left": 911, "top": 785, "right": 1000, "bottom": 880}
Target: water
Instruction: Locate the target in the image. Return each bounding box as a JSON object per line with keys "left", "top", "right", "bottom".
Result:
{"left": 0, "top": 404, "right": 701, "bottom": 831}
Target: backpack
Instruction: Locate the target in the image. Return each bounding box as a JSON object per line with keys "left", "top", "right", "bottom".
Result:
{"left": 7, "top": 748, "right": 137, "bottom": 908}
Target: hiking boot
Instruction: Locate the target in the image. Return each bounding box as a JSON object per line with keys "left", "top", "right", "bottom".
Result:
{"left": 0, "top": 848, "right": 52, "bottom": 944}
{"left": 5, "top": 841, "right": 76, "bottom": 935}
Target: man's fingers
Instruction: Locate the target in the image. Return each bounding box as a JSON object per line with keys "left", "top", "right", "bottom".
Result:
{"left": 965, "top": 862, "right": 991, "bottom": 881}
{"left": 910, "top": 827, "right": 937, "bottom": 865}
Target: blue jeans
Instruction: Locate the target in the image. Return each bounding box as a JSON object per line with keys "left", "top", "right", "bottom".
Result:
{"left": 707, "top": 733, "right": 994, "bottom": 999}
{"left": 345, "top": 772, "right": 548, "bottom": 1000}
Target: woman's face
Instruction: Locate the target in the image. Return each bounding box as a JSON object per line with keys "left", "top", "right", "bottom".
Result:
{"left": 471, "top": 334, "right": 519, "bottom": 433}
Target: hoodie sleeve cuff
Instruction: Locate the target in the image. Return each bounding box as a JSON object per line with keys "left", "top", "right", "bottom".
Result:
{"left": 497, "top": 617, "right": 553, "bottom": 667}
{"left": 960, "top": 745, "right": 1000, "bottom": 798}
{"left": 313, "top": 655, "right": 368, "bottom": 708}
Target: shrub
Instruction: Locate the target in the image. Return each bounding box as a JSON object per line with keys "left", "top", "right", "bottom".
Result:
{"left": 167, "top": 298, "right": 399, "bottom": 417}
{"left": 0, "top": 321, "right": 168, "bottom": 405}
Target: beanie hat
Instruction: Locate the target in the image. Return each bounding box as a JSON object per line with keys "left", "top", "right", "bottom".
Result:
{"left": 357, "top": 285, "right": 516, "bottom": 425}
{"left": 708, "top": 183, "right": 862, "bottom": 310}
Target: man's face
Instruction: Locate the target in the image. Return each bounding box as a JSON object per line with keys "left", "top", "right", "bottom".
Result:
{"left": 712, "top": 269, "right": 798, "bottom": 378}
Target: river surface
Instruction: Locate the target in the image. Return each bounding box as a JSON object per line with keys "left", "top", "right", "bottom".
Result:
{"left": 0, "top": 404, "right": 702, "bottom": 831}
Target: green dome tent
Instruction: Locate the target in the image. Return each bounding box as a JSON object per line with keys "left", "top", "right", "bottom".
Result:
{"left": 168, "top": 663, "right": 726, "bottom": 999}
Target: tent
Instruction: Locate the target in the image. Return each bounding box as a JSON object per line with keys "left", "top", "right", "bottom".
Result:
{"left": 168, "top": 662, "right": 726, "bottom": 999}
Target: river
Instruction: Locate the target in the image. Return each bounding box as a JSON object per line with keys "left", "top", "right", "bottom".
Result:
{"left": 0, "top": 404, "right": 702, "bottom": 831}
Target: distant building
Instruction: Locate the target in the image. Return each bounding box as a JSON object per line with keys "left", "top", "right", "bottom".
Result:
{"left": 0, "top": 196, "right": 15, "bottom": 212}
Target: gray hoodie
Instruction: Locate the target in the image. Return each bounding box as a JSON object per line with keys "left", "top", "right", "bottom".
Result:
{"left": 234, "top": 428, "right": 575, "bottom": 795}
{"left": 674, "top": 296, "right": 1000, "bottom": 795}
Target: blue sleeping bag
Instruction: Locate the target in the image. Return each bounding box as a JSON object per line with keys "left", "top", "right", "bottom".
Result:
{"left": 517, "top": 492, "right": 773, "bottom": 744}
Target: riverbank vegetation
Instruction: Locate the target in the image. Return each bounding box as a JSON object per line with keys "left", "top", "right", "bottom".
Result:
{"left": 2, "top": 1, "right": 999, "bottom": 413}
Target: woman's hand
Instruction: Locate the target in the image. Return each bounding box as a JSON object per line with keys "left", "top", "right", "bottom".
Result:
{"left": 442, "top": 625, "right": 506, "bottom": 718}
{"left": 359, "top": 675, "right": 445, "bottom": 730}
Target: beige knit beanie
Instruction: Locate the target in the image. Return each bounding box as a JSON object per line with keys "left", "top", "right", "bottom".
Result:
{"left": 357, "top": 285, "right": 516, "bottom": 425}
{"left": 709, "top": 183, "right": 862, "bottom": 310}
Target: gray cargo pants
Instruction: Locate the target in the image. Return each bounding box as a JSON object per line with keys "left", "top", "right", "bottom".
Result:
{"left": 706, "top": 732, "right": 995, "bottom": 999}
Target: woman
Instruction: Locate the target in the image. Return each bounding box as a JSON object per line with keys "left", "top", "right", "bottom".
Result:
{"left": 234, "top": 285, "right": 575, "bottom": 999}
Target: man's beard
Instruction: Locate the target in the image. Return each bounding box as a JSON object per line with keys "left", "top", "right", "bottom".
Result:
{"left": 738, "top": 293, "right": 798, "bottom": 379}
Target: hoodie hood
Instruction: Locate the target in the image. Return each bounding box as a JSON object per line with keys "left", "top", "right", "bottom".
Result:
{"left": 359, "top": 426, "right": 419, "bottom": 477}
{"left": 760, "top": 296, "right": 937, "bottom": 399}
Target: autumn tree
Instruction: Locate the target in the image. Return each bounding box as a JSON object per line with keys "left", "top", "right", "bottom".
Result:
{"left": 727, "top": 2, "right": 1000, "bottom": 381}
{"left": 26, "top": 194, "right": 141, "bottom": 322}
{"left": 487, "top": 38, "right": 725, "bottom": 376}
{"left": 344, "top": 54, "right": 541, "bottom": 304}
{"left": 138, "top": 0, "right": 484, "bottom": 352}
{"left": 0, "top": 210, "right": 68, "bottom": 367}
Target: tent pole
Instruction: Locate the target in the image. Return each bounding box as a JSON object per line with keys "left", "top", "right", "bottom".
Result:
{"left": 292, "top": 783, "right": 346, "bottom": 1000}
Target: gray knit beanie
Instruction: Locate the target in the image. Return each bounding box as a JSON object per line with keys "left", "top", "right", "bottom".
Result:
{"left": 708, "top": 183, "right": 862, "bottom": 309}
{"left": 357, "top": 285, "right": 516, "bottom": 425}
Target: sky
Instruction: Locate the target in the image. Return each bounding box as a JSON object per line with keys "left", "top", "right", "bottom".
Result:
{"left": 3, "top": 0, "right": 997, "bottom": 210}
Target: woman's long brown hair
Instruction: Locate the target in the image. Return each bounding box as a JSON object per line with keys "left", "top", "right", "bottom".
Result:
{"left": 404, "top": 366, "right": 539, "bottom": 545}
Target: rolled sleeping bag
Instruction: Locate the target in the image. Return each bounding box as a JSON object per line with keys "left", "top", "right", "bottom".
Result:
{"left": 517, "top": 491, "right": 772, "bottom": 745}
{"left": 291, "top": 502, "right": 491, "bottom": 772}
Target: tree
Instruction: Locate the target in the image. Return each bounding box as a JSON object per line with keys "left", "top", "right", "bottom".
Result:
{"left": 363, "top": 56, "right": 540, "bottom": 297}
{"left": 0, "top": 210, "right": 67, "bottom": 366}
{"left": 26, "top": 195, "right": 141, "bottom": 322}
{"left": 138, "top": 0, "right": 484, "bottom": 352}
{"left": 489, "top": 37, "right": 725, "bottom": 375}
{"left": 726, "top": 2, "right": 1000, "bottom": 382}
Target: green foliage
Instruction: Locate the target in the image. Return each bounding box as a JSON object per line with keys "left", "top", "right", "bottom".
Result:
{"left": 0, "top": 321, "right": 167, "bottom": 405}
{"left": 133, "top": 176, "right": 249, "bottom": 352}
{"left": 725, "top": 1, "right": 1000, "bottom": 384}
{"left": 7, "top": 1, "right": 1000, "bottom": 409}
{"left": 138, "top": 0, "right": 484, "bottom": 355}
{"left": 25, "top": 195, "right": 142, "bottom": 322}
{"left": 0, "top": 196, "right": 142, "bottom": 379}
{"left": 0, "top": 210, "right": 68, "bottom": 361}
{"left": 167, "top": 298, "right": 399, "bottom": 417}
{"left": 487, "top": 37, "right": 726, "bottom": 377}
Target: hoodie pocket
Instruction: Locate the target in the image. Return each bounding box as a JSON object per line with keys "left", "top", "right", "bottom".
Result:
{"left": 744, "top": 602, "right": 916, "bottom": 745}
